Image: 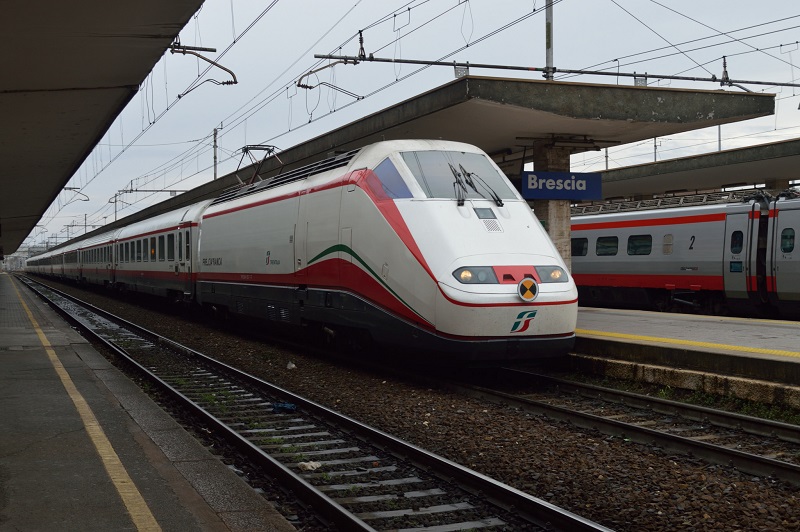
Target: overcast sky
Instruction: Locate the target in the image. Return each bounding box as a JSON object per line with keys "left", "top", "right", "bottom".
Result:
{"left": 28, "top": 0, "right": 800, "bottom": 248}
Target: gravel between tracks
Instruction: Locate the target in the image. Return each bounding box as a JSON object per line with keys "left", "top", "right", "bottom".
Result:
{"left": 47, "top": 282, "right": 800, "bottom": 531}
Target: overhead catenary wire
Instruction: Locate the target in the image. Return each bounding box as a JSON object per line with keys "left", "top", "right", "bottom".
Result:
{"left": 38, "top": 2, "right": 800, "bottom": 236}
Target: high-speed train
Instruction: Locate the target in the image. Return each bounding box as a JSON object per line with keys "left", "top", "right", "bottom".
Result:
{"left": 571, "top": 190, "right": 800, "bottom": 318}
{"left": 27, "top": 140, "right": 578, "bottom": 362}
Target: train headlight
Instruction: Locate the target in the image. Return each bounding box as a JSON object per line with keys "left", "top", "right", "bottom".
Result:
{"left": 534, "top": 266, "right": 569, "bottom": 283}
{"left": 453, "top": 266, "right": 498, "bottom": 284}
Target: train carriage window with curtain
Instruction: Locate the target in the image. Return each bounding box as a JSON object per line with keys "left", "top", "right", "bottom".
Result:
{"left": 627, "top": 234, "right": 652, "bottom": 255}
{"left": 571, "top": 237, "right": 588, "bottom": 257}
{"left": 782, "top": 228, "right": 795, "bottom": 253}
{"left": 596, "top": 236, "right": 618, "bottom": 256}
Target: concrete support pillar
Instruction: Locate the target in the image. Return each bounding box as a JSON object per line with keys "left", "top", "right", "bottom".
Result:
{"left": 528, "top": 146, "right": 573, "bottom": 270}
{"left": 764, "top": 177, "right": 791, "bottom": 191}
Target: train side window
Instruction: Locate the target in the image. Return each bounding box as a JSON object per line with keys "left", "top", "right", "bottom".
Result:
{"left": 627, "top": 234, "right": 652, "bottom": 256}
{"left": 150, "top": 237, "right": 157, "bottom": 261}
{"left": 167, "top": 234, "right": 175, "bottom": 261}
{"left": 125, "top": 242, "right": 130, "bottom": 262}
{"left": 781, "top": 228, "right": 795, "bottom": 253}
{"left": 571, "top": 237, "right": 588, "bottom": 257}
{"left": 372, "top": 158, "right": 413, "bottom": 199}
{"left": 178, "top": 232, "right": 183, "bottom": 261}
{"left": 596, "top": 236, "right": 618, "bottom": 256}
{"left": 158, "top": 235, "right": 165, "bottom": 261}
{"left": 137, "top": 240, "right": 143, "bottom": 262}
{"left": 185, "top": 230, "right": 191, "bottom": 259}
{"left": 663, "top": 234, "right": 673, "bottom": 255}
{"left": 730, "top": 231, "right": 744, "bottom": 254}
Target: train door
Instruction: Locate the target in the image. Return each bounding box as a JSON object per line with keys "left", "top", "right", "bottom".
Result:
{"left": 769, "top": 199, "right": 800, "bottom": 303}
{"left": 723, "top": 204, "right": 757, "bottom": 302}
{"left": 181, "top": 227, "right": 193, "bottom": 296}
{"left": 295, "top": 190, "right": 308, "bottom": 279}
{"left": 295, "top": 185, "right": 342, "bottom": 283}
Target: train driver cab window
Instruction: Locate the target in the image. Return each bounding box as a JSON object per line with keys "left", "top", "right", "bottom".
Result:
{"left": 596, "top": 236, "right": 618, "bottom": 256}
{"left": 158, "top": 236, "right": 165, "bottom": 261}
{"left": 627, "top": 234, "right": 652, "bottom": 256}
{"left": 400, "top": 150, "right": 516, "bottom": 201}
{"left": 571, "top": 237, "right": 588, "bottom": 257}
{"left": 731, "top": 231, "right": 744, "bottom": 254}
{"left": 781, "top": 228, "right": 795, "bottom": 253}
{"left": 371, "top": 158, "right": 413, "bottom": 199}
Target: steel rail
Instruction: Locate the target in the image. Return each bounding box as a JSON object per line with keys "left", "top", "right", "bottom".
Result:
{"left": 502, "top": 369, "right": 800, "bottom": 444}
{"left": 20, "top": 276, "right": 611, "bottom": 532}
{"left": 444, "top": 368, "right": 800, "bottom": 486}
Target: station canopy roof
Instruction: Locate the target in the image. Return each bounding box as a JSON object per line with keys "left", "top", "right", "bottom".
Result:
{"left": 3, "top": 31, "right": 785, "bottom": 255}
{"left": 113, "top": 75, "right": 776, "bottom": 228}
{"left": 0, "top": 0, "right": 204, "bottom": 258}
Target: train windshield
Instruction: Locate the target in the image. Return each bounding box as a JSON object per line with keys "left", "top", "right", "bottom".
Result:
{"left": 400, "top": 151, "right": 517, "bottom": 202}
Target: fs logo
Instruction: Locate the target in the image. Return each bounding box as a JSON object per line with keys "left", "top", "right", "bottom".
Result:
{"left": 510, "top": 310, "right": 538, "bottom": 333}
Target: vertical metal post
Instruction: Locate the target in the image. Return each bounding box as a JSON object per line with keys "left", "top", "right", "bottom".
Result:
{"left": 544, "top": 1, "right": 554, "bottom": 80}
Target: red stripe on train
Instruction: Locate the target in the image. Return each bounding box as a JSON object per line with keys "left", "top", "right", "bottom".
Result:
{"left": 572, "top": 213, "right": 726, "bottom": 231}
{"left": 573, "top": 273, "right": 724, "bottom": 291}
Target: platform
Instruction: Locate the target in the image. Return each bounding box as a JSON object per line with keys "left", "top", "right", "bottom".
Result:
{"left": 0, "top": 271, "right": 296, "bottom": 531}
{"left": 575, "top": 306, "right": 800, "bottom": 388}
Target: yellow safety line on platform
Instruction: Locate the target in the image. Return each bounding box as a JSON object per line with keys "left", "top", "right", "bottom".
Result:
{"left": 576, "top": 328, "right": 800, "bottom": 359}
{"left": 10, "top": 278, "right": 161, "bottom": 532}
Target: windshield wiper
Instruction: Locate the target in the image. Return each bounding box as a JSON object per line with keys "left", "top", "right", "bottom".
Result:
{"left": 449, "top": 163, "right": 468, "bottom": 206}
{"left": 459, "top": 164, "right": 504, "bottom": 207}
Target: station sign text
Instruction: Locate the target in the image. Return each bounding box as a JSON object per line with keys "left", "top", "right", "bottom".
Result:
{"left": 521, "top": 171, "right": 602, "bottom": 200}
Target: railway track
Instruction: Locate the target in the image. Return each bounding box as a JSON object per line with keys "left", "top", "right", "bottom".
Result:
{"left": 450, "top": 367, "right": 800, "bottom": 487}
{"left": 20, "top": 276, "right": 609, "bottom": 532}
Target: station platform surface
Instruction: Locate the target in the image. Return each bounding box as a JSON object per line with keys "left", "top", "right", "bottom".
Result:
{"left": 575, "top": 306, "right": 800, "bottom": 385}
{"left": 0, "top": 271, "right": 296, "bottom": 532}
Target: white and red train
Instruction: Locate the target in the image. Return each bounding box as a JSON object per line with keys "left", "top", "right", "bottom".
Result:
{"left": 571, "top": 191, "right": 800, "bottom": 318}
{"left": 27, "top": 140, "right": 578, "bottom": 362}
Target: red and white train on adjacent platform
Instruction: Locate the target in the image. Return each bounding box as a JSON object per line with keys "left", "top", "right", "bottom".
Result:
{"left": 27, "top": 140, "right": 578, "bottom": 362}
{"left": 571, "top": 190, "right": 800, "bottom": 318}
